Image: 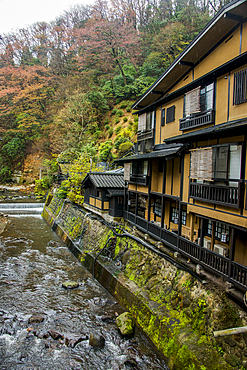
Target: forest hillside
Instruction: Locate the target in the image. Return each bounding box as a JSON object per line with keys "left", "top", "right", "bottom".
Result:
{"left": 0, "top": 0, "right": 230, "bottom": 191}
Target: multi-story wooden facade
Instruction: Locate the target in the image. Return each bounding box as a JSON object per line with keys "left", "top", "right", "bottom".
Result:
{"left": 117, "top": 0, "right": 247, "bottom": 292}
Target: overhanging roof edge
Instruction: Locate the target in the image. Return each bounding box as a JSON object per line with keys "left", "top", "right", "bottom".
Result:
{"left": 132, "top": 0, "right": 245, "bottom": 110}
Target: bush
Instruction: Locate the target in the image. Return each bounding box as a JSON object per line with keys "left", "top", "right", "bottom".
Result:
{"left": 119, "top": 101, "right": 128, "bottom": 109}
{"left": 98, "top": 140, "right": 113, "bottom": 162}
{"left": 123, "top": 116, "right": 128, "bottom": 122}
{"left": 105, "top": 124, "right": 110, "bottom": 130}
{"left": 114, "top": 135, "right": 128, "bottom": 149}
{"left": 126, "top": 106, "right": 132, "bottom": 112}
{"left": 111, "top": 108, "right": 117, "bottom": 115}
{"left": 118, "top": 141, "right": 133, "bottom": 156}
{"left": 117, "top": 109, "right": 124, "bottom": 117}
{"left": 115, "top": 117, "right": 120, "bottom": 124}
{"left": 108, "top": 127, "right": 114, "bottom": 138}
{"left": 114, "top": 126, "right": 122, "bottom": 135}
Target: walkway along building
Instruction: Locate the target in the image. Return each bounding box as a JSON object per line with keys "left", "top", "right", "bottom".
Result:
{"left": 116, "top": 0, "right": 247, "bottom": 293}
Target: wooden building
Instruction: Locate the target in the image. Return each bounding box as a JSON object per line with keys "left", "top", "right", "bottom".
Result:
{"left": 81, "top": 170, "right": 124, "bottom": 221}
{"left": 117, "top": 0, "right": 247, "bottom": 293}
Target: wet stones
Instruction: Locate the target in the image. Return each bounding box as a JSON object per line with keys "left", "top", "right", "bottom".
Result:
{"left": 62, "top": 281, "right": 79, "bottom": 289}
{"left": 116, "top": 312, "right": 134, "bottom": 336}
{"left": 89, "top": 332, "right": 105, "bottom": 347}
{"left": 28, "top": 315, "right": 44, "bottom": 324}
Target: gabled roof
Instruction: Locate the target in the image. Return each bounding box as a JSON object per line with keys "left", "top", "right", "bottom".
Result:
{"left": 132, "top": 0, "right": 247, "bottom": 110}
{"left": 81, "top": 172, "right": 124, "bottom": 189}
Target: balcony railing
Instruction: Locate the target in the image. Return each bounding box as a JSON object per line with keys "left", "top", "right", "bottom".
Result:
{"left": 189, "top": 181, "right": 242, "bottom": 208}
{"left": 137, "top": 129, "right": 154, "bottom": 142}
{"left": 129, "top": 174, "right": 149, "bottom": 186}
{"left": 123, "top": 211, "right": 247, "bottom": 290}
{"left": 179, "top": 109, "right": 214, "bottom": 131}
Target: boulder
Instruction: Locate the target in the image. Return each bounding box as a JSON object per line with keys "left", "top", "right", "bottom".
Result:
{"left": 62, "top": 281, "right": 79, "bottom": 289}
{"left": 28, "top": 315, "right": 44, "bottom": 324}
{"left": 89, "top": 332, "right": 105, "bottom": 347}
{"left": 116, "top": 312, "right": 134, "bottom": 336}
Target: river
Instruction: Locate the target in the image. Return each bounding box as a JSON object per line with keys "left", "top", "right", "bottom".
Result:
{"left": 0, "top": 206, "right": 168, "bottom": 369}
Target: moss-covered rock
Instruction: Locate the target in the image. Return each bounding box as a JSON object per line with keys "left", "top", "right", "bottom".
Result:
{"left": 116, "top": 312, "right": 134, "bottom": 336}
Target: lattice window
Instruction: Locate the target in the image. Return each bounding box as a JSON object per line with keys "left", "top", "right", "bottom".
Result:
{"left": 166, "top": 105, "right": 175, "bottom": 124}
{"left": 233, "top": 68, "right": 247, "bottom": 105}
{"left": 190, "top": 147, "right": 213, "bottom": 181}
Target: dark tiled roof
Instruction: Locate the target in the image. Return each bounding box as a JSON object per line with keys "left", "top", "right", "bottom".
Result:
{"left": 107, "top": 189, "right": 124, "bottom": 197}
{"left": 82, "top": 172, "right": 124, "bottom": 189}
{"left": 115, "top": 144, "right": 184, "bottom": 163}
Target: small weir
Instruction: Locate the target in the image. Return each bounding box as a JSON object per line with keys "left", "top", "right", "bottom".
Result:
{"left": 0, "top": 204, "right": 168, "bottom": 369}
{"left": 0, "top": 202, "right": 45, "bottom": 215}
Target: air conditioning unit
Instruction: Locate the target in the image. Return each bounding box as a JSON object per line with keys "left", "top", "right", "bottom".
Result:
{"left": 213, "top": 244, "right": 229, "bottom": 257}
{"left": 203, "top": 238, "right": 211, "bottom": 249}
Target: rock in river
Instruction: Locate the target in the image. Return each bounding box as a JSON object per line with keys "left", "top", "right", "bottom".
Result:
{"left": 62, "top": 281, "right": 79, "bottom": 289}
{"left": 28, "top": 315, "right": 44, "bottom": 324}
{"left": 116, "top": 312, "right": 134, "bottom": 336}
{"left": 89, "top": 332, "right": 105, "bottom": 348}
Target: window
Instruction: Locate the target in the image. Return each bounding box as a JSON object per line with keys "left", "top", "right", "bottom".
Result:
{"left": 97, "top": 190, "right": 102, "bottom": 198}
{"left": 184, "top": 83, "right": 214, "bottom": 117}
{"left": 206, "top": 220, "right": 229, "bottom": 243}
{"left": 131, "top": 160, "right": 148, "bottom": 175}
{"left": 166, "top": 105, "right": 175, "bottom": 124}
{"left": 190, "top": 144, "right": 242, "bottom": 184}
{"left": 154, "top": 200, "right": 162, "bottom": 217}
{"left": 138, "top": 111, "right": 155, "bottom": 131}
{"left": 161, "top": 109, "right": 165, "bottom": 126}
{"left": 181, "top": 210, "right": 187, "bottom": 226}
{"left": 233, "top": 68, "right": 247, "bottom": 105}
{"left": 171, "top": 207, "right": 179, "bottom": 224}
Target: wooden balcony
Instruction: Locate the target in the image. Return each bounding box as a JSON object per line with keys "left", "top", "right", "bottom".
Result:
{"left": 179, "top": 109, "right": 214, "bottom": 131}
{"left": 123, "top": 211, "right": 247, "bottom": 290}
{"left": 137, "top": 129, "right": 154, "bottom": 142}
{"left": 189, "top": 181, "right": 242, "bottom": 208}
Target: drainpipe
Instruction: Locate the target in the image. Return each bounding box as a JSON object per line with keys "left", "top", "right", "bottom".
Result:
{"left": 213, "top": 326, "right": 247, "bottom": 338}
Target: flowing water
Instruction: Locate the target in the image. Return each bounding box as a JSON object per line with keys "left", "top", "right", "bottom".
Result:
{"left": 0, "top": 204, "right": 168, "bottom": 370}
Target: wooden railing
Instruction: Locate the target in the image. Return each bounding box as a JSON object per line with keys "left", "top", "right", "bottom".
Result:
{"left": 189, "top": 181, "right": 242, "bottom": 208}
{"left": 129, "top": 174, "right": 149, "bottom": 186}
{"left": 137, "top": 129, "right": 154, "bottom": 142}
{"left": 123, "top": 211, "right": 247, "bottom": 290}
{"left": 179, "top": 109, "right": 214, "bottom": 131}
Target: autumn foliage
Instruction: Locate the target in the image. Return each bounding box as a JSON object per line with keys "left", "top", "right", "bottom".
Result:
{"left": 0, "top": 0, "right": 224, "bottom": 183}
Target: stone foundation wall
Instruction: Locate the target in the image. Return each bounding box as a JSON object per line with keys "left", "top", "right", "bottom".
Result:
{"left": 43, "top": 195, "right": 247, "bottom": 370}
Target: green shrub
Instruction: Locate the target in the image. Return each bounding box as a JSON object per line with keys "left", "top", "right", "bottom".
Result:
{"left": 108, "top": 127, "right": 114, "bottom": 138}
{"left": 126, "top": 106, "right": 132, "bottom": 112}
{"left": 128, "top": 120, "right": 133, "bottom": 125}
{"left": 105, "top": 124, "right": 110, "bottom": 130}
{"left": 119, "top": 101, "right": 128, "bottom": 109}
{"left": 118, "top": 141, "right": 133, "bottom": 156}
{"left": 115, "top": 117, "right": 120, "bottom": 124}
{"left": 123, "top": 116, "right": 128, "bottom": 122}
{"left": 117, "top": 109, "right": 124, "bottom": 117}
{"left": 133, "top": 114, "right": 138, "bottom": 122}
{"left": 114, "top": 135, "right": 128, "bottom": 149}
{"left": 111, "top": 108, "right": 117, "bottom": 115}
{"left": 104, "top": 118, "right": 110, "bottom": 125}
{"left": 114, "top": 126, "right": 122, "bottom": 135}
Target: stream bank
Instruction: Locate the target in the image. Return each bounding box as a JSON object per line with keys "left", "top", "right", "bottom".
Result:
{"left": 43, "top": 194, "right": 247, "bottom": 370}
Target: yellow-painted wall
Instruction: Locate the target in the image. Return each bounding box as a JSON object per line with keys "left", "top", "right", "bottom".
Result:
{"left": 215, "top": 75, "right": 228, "bottom": 125}
{"left": 169, "top": 71, "right": 193, "bottom": 94}
{"left": 137, "top": 185, "right": 149, "bottom": 194}
{"left": 183, "top": 153, "right": 190, "bottom": 203}
{"left": 194, "top": 27, "right": 240, "bottom": 80}
{"left": 172, "top": 157, "right": 181, "bottom": 197}
{"left": 165, "top": 160, "right": 173, "bottom": 195}
{"left": 103, "top": 201, "right": 109, "bottom": 210}
{"left": 151, "top": 159, "right": 163, "bottom": 193}
{"left": 241, "top": 22, "right": 247, "bottom": 53}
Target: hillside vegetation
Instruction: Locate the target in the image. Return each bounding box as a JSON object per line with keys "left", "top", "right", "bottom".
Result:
{"left": 0, "top": 0, "right": 229, "bottom": 186}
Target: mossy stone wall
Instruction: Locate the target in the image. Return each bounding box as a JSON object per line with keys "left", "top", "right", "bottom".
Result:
{"left": 43, "top": 196, "right": 247, "bottom": 370}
